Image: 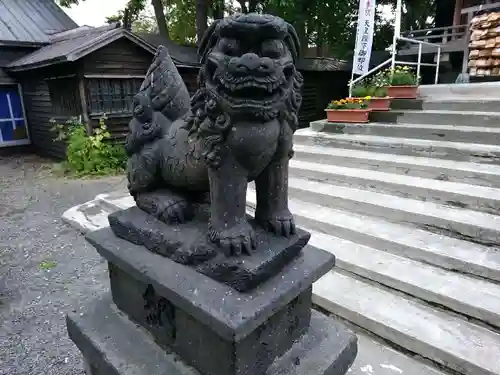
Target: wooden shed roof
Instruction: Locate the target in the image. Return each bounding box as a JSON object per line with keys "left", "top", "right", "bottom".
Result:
{"left": 136, "top": 33, "right": 200, "bottom": 67}
{"left": 6, "top": 23, "right": 156, "bottom": 72}
{"left": 0, "top": 0, "right": 77, "bottom": 46}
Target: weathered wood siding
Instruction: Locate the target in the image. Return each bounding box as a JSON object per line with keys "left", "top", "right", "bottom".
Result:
{"left": 298, "top": 70, "right": 350, "bottom": 128}
{"left": 82, "top": 39, "right": 200, "bottom": 142}
{"left": 0, "top": 46, "right": 37, "bottom": 83}
{"left": 179, "top": 67, "right": 199, "bottom": 95}
{"left": 82, "top": 38, "right": 153, "bottom": 76}
{"left": 82, "top": 38, "right": 157, "bottom": 140}
{"left": 15, "top": 64, "right": 79, "bottom": 158}
{"left": 0, "top": 46, "right": 37, "bottom": 66}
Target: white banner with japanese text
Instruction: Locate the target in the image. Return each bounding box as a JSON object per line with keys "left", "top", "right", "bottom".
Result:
{"left": 353, "top": 0, "right": 376, "bottom": 75}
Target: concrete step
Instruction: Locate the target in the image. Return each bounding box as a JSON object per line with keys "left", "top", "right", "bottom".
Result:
{"left": 310, "top": 121, "right": 500, "bottom": 146}
{"left": 349, "top": 333, "right": 449, "bottom": 375}
{"left": 309, "top": 229, "right": 500, "bottom": 328}
{"left": 370, "top": 109, "right": 500, "bottom": 128}
{"left": 294, "top": 128, "right": 500, "bottom": 165}
{"left": 313, "top": 271, "right": 500, "bottom": 375}
{"left": 67, "top": 296, "right": 193, "bottom": 375}
{"left": 68, "top": 293, "right": 449, "bottom": 375}
{"left": 284, "top": 176, "right": 500, "bottom": 246}
{"left": 69, "top": 189, "right": 500, "bottom": 285}
{"left": 391, "top": 98, "right": 500, "bottom": 112}
{"left": 418, "top": 82, "right": 500, "bottom": 100}
{"left": 292, "top": 144, "right": 500, "bottom": 188}
{"left": 423, "top": 99, "right": 500, "bottom": 112}
{"left": 289, "top": 159, "right": 500, "bottom": 215}
{"left": 66, "top": 191, "right": 500, "bottom": 375}
{"left": 246, "top": 190, "right": 500, "bottom": 283}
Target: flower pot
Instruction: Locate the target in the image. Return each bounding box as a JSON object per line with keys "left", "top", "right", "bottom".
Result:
{"left": 325, "top": 109, "right": 370, "bottom": 123}
{"left": 386, "top": 85, "right": 418, "bottom": 99}
{"left": 353, "top": 97, "right": 392, "bottom": 111}
{"left": 368, "top": 97, "right": 392, "bottom": 111}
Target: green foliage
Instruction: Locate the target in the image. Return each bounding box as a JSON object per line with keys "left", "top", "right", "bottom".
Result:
{"left": 61, "top": 0, "right": 440, "bottom": 59}
{"left": 51, "top": 116, "right": 126, "bottom": 177}
{"left": 351, "top": 83, "right": 388, "bottom": 98}
{"left": 389, "top": 66, "right": 419, "bottom": 86}
{"left": 39, "top": 259, "right": 57, "bottom": 270}
{"left": 374, "top": 66, "right": 419, "bottom": 86}
{"left": 57, "top": 0, "right": 79, "bottom": 6}
{"left": 371, "top": 86, "right": 388, "bottom": 97}
{"left": 351, "top": 84, "right": 371, "bottom": 98}
{"left": 165, "top": 0, "right": 197, "bottom": 45}
{"left": 327, "top": 97, "right": 368, "bottom": 110}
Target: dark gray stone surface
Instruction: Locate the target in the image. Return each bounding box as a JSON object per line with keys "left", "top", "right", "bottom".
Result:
{"left": 85, "top": 227, "right": 335, "bottom": 341}
{"left": 267, "top": 312, "right": 358, "bottom": 375}
{"left": 66, "top": 296, "right": 200, "bottom": 375}
{"left": 109, "top": 206, "right": 310, "bottom": 292}
{"left": 123, "top": 13, "right": 305, "bottom": 256}
{"left": 108, "top": 262, "right": 312, "bottom": 375}
{"left": 67, "top": 296, "right": 357, "bottom": 375}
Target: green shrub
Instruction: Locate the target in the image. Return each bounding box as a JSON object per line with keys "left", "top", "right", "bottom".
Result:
{"left": 370, "top": 86, "right": 388, "bottom": 97}
{"left": 51, "top": 115, "right": 126, "bottom": 177}
{"left": 351, "top": 84, "right": 371, "bottom": 98}
{"left": 352, "top": 83, "right": 388, "bottom": 98}
{"left": 373, "top": 66, "right": 419, "bottom": 86}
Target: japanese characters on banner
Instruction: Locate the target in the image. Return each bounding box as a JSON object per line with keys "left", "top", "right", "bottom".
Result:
{"left": 353, "top": 0, "right": 376, "bottom": 75}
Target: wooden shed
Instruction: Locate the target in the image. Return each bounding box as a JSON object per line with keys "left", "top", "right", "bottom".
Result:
{"left": 0, "top": 0, "right": 77, "bottom": 149}
{"left": 6, "top": 24, "right": 199, "bottom": 158}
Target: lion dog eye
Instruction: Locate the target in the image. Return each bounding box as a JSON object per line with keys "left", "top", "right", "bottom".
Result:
{"left": 220, "top": 38, "right": 240, "bottom": 56}
{"left": 260, "top": 40, "right": 284, "bottom": 58}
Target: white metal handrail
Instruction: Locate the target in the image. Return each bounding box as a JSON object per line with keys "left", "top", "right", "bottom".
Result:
{"left": 348, "top": 36, "right": 442, "bottom": 97}
{"left": 349, "top": 0, "right": 442, "bottom": 97}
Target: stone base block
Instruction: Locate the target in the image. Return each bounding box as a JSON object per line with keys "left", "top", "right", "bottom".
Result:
{"left": 85, "top": 227, "right": 338, "bottom": 375}
{"left": 67, "top": 296, "right": 358, "bottom": 375}
{"left": 108, "top": 206, "right": 311, "bottom": 292}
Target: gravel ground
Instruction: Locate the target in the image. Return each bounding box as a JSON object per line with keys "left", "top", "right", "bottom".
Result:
{"left": 0, "top": 153, "right": 126, "bottom": 375}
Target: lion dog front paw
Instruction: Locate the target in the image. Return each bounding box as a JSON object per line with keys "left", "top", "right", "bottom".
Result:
{"left": 257, "top": 209, "right": 296, "bottom": 237}
{"left": 212, "top": 220, "right": 257, "bottom": 257}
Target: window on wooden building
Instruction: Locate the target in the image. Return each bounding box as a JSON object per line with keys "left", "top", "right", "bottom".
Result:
{"left": 47, "top": 76, "right": 81, "bottom": 117}
{"left": 86, "top": 78, "right": 143, "bottom": 115}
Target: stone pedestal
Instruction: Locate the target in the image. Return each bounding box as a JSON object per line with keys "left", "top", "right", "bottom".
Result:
{"left": 67, "top": 227, "right": 358, "bottom": 375}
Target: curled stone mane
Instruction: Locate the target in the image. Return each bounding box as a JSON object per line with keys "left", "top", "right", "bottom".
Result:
{"left": 184, "top": 62, "right": 303, "bottom": 169}
{"left": 183, "top": 69, "right": 231, "bottom": 169}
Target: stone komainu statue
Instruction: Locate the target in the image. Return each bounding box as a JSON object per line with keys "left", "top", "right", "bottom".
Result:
{"left": 125, "top": 13, "right": 303, "bottom": 256}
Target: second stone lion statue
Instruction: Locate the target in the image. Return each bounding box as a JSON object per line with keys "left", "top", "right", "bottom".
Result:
{"left": 124, "top": 13, "right": 304, "bottom": 256}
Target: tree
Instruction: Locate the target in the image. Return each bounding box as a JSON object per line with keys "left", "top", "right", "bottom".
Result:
{"left": 59, "top": 0, "right": 168, "bottom": 39}
{"left": 196, "top": 0, "right": 209, "bottom": 44}
{"left": 211, "top": 0, "right": 225, "bottom": 19}
{"left": 152, "top": 0, "right": 170, "bottom": 39}
{"left": 58, "top": 0, "right": 406, "bottom": 58}
{"left": 166, "top": 0, "right": 197, "bottom": 45}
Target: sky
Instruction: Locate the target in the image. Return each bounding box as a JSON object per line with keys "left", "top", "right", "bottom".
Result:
{"left": 63, "top": 0, "right": 129, "bottom": 26}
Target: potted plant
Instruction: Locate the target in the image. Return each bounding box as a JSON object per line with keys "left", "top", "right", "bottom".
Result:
{"left": 375, "top": 66, "right": 419, "bottom": 99}
{"left": 351, "top": 83, "right": 391, "bottom": 111}
{"left": 325, "top": 97, "right": 370, "bottom": 123}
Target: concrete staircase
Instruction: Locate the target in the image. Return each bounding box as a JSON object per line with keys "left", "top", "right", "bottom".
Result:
{"left": 62, "top": 83, "right": 500, "bottom": 375}
{"left": 282, "top": 83, "right": 500, "bottom": 375}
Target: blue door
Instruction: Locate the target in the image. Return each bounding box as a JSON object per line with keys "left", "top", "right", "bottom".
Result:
{"left": 0, "top": 84, "right": 30, "bottom": 147}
